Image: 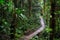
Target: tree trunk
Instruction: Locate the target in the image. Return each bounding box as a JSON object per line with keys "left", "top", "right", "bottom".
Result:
{"left": 10, "top": 10, "right": 17, "bottom": 40}
{"left": 50, "top": 0, "right": 56, "bottom": 40}
{"left": 28, "top": 0, "right": 32, "bottom": 17}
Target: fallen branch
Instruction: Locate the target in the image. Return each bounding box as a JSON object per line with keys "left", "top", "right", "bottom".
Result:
{"left": 20, "top": 16, "right": 45, "bottom": 40}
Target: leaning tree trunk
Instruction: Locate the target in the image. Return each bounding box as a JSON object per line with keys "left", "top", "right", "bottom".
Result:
{"left": 19, "top": 16, "right": 45, "bottom": 40}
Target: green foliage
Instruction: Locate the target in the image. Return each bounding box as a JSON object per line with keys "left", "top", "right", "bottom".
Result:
{"left": 0, "top": 0, "right": 60, "bottom": 40}
{"left": 0, "top": 0, "right": 5, "bottom": 4}
{"left": 45, "top": 27, "right": 52, "bottom": 33}
{"left": 7, "top": 1, "right": 14, "bottom": 12}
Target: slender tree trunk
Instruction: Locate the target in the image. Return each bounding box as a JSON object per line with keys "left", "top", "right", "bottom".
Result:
{"left": 50, "top": 0, "right": 56, "bottom": 40}
{"left": 10, "top": 9, "right": 17, "bottom": 40}
{"left": 0, "top": 6, "right": 3, "bottom": 33}
{"left": 28, "top": 0, "right": 32, "bottom": 17}
{"left": 21, "top": 0, "right": 24, "bottom": 7}
{"left": 13, "top": 0, "right": 18, "bottom": 7}
{"left": 43, "top": 0, "right": 45, "bottom": 14}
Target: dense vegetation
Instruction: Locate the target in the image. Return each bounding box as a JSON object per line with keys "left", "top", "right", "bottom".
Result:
{"left": 0, "top": 0, "right": 60, "bottom": 40}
